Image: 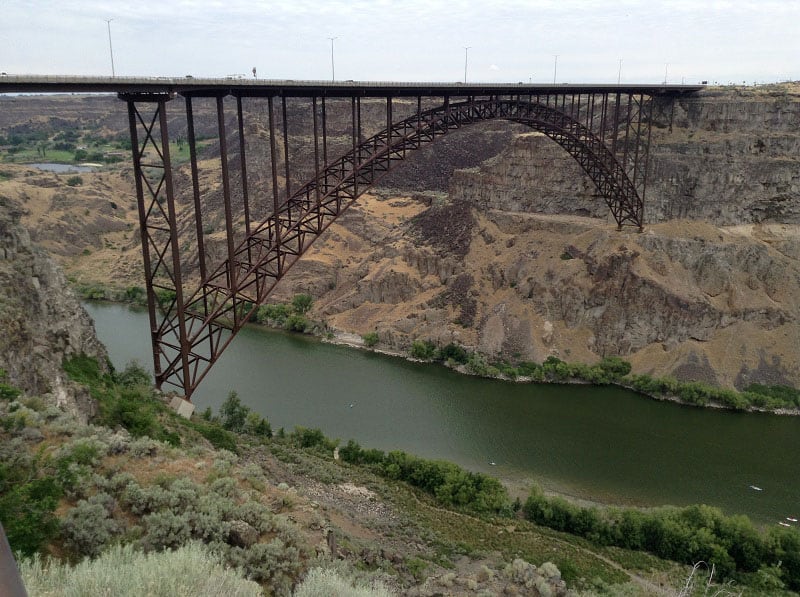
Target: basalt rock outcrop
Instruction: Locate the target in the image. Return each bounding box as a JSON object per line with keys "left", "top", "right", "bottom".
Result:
{"left": 0, "top": 196, "right": 106, "bottom": 421}
{"left": 449, "top": 86, "right": 800, "bottom": 226}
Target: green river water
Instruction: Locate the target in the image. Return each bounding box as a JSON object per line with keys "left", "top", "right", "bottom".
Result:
{"left": 83, "top": 301, "right": 800, "bottom": 525}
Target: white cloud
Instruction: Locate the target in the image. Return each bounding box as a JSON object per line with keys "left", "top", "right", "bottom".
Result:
{"left": 0, "top": 0, "right": 797, "bottom": 82}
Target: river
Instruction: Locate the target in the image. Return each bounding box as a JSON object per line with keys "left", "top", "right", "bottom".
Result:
{"left": 83, "top": 301, "right": 800, "bottom": 525}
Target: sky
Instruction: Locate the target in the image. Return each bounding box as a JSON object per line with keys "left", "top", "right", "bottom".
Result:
{"left": 1, "top": 0, "right": 798, "bottom": 85}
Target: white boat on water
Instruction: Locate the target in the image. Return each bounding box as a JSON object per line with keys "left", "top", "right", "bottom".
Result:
{"left": 787, "top": 517, "right": 798, "bottom": 523}
{"left": 779, "top": 522, "right": 792, "bottom": 527}
{"left": 749, "top": 485, "right": 763, "bottom": 491}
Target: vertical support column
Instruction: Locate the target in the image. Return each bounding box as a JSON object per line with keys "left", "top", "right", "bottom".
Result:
{"left": 123, "top": 93, "right": 190, "bottom": 395}
{"left": 386, "top": 95, "right": 393, "bottom": 149}
{"left": 641, "top": 96, "right": 655, "bottom": 228}
{"left": 321, "top": 96, "right": 328, "bottom": 167}
{"left": 216, "top": 96, "right": 238, "bottom": 307}
{"left": 236, "top": 95, "right": 252, "bottom": 243}
{"left": 268, "top": 96, "right": 282, "bottom": 273}
{"left": 185, "top": 95, "right": 209, "bottom": 324}
{"left": 312, "top": 96, "right": 322, "bottom": 231}
{"left": 281, "top": 95, "right": 291, "bottom": 201}
{"left": 351, "top": 97, "right": 358, "bottom": 196}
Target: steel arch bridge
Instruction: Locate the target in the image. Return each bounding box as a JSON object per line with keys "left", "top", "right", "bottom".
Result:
{"left": 0, "top": 76, "right": 702, "bottom": 400}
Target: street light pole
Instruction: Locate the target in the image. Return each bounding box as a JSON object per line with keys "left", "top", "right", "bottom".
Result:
{"left": 617, "top": 58, "right": 623, "bottom": 84}
{"left": 105, "top": 19, "right": 115, "bottom": 77}
{"left": 553, "top": 55, "right": 558, "bottom": 84}
{"left": 464, "top": 47, "right": 471, "bottom": 83}
{"left": 328, "top": 37, "right": 337, "bottom": 81}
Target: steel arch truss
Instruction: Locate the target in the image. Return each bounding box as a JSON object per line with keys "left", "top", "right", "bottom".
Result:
{"left": 121, "top": 90, "right": 657, "bottom": 399}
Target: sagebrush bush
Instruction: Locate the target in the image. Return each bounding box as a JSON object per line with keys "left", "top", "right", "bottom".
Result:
{"left": 226, "top": 538, "right": 303, "bottom": 594}
{"left": 294, "top": 566, "right": 396, "bottom": 597}
{"left": 139, "top": 510, "right": 193, "bottom": 551}
{"left": 60, "top": 496, "right": 120, "bottom": 557}
{"left": 20, "top": 542, "right": 262, "bottom": 597}
{"left": 123, "top": 482, "right": 174, "bottom": 516}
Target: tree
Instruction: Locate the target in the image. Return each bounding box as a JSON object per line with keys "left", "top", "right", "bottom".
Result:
{"left": 291, "top": 293, "right": 313, "bottom": 314}
{"left": 219, "top": 391, "right": 248, "bottom": 432}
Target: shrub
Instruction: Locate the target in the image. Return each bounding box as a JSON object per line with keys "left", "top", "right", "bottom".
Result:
{"left": 0, "top": 458, "right": 61, "bottom": 556}
{"left": 20, "top": 542, "right": 262, "bottom": 597}
{"left": 60, "top": 496, "right": 120, "bottom": 557}
{"left": 244, "top": 411, "right": 272, "bottom": 438}
{"left": 291, "top": 426, "right": 329, "bottom": 450}
{"left": 436, "top": 343, "right": 469, "bottom": 364}
{"left": 466, "top": 352, "right": 499, "bottom": 377}
{"left": 257, "top": 303, "right": 291, "bottom": 326}
{"left": 115, "top": 361, "right": 152, "bottom": 388}
{"left": 294, "top": 567, "right": 395, "bottom": 597}
{"left": 291, "top": 293, "right": 313, "bottom": 314}
{"left": 522, "top": 486, "right": 800, "bottom": 587}
{"left": 66, "top": 175, "right": 83, "bottom": 186}
{"left": 597, "top": 356, "right": 632, "bottom": 379}
{"left": 362, "top": 332, "right": 379, "bottom": 347}
{"left": 194, "top": 423, "right": 238, "bottom": 453}
{"left": 410, "top": 340, "right": 436, "bottom": 360}
{"left": 0, "top": 369, "right": 21, "bottom": 401}
{"left": 140, "top": 510, "right": 193, "bottom": 551}
{"left": 285, "top": 314, "right": 309, "bottom": 332}
{"left": 226, "top": 537, "right": 304, "bottom": 592}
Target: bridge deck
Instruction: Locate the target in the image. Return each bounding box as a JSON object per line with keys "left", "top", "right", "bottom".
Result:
{"left": 0, "top": 75, "right": 705, "bottom": 97}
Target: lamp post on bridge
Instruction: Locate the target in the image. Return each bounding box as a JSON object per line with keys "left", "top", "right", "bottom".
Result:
{"left": 618, "top": 58, "right": 623, "bottom": 84}
{"left": 464, "top": 46, "right": 471, "bottom": 83}
{"left": 328, "top": 37, "right": 338, "bottom": 82}
{"left": 553, "top": 54, "right": 558, "bottom": 84}
{"left": 105, "top": 18, "right": 115, "bottom": 77}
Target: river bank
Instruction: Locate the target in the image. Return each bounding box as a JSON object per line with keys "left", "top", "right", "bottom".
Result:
{"left": 321, "top": 325, "right": 800, "bottom": 417}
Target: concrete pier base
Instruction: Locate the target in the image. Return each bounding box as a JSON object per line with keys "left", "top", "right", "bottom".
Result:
{"left": 169, "top": 396, "right": 195, "bottom": 419}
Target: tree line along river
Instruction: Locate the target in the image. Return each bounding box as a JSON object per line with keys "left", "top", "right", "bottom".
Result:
{"left": 83, "top": 301, "right": 800, "bottom": 526}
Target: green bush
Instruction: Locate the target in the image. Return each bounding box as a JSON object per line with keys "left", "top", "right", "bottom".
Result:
{"left": 244, "top": 411, "right": 272, "bottom": 438}
{"left": 436, "top": 343, "right": 469, "bottom": 364}
{"left": 522, "top": 487, "right": 800, "bottom": 588}
{"left": 291, "top": 426, "right": 330, "bottom": 450}
{"left": 597, "top": 356, "right": 632, "bottom": 379}
{"left": 123, "top": 286, "right": 147, "bottom": 304}
{"left": 256, "top": 303, "right": 291, "bottom": 326}
{"left": 115, "top": 361, "right": 152, "bottom": 388}
{"left": 0, "top": 457, "right": 62, "bottom": 556}
{"left": 0, "top": 370, "right": 21, "bottom": 400}
{"left": 291, "top": 293, "right": 313, "bottom": 314}
{"left": 285, "top": 314, "right": 309, "bottom": 332}
{"left": 193, "top": 423, "right": 238, "bottom": 453}
{"left": 410, "top": 340, "right": 436, "bottom": 360}
{"left": 465, "top": 352, "right": 499, "bottom": 377}
{"left": 66, "top": 175, "right": 83, "bottom": 187}
{"left": 338, "top": 440, "right": 509, "bottom": 515}
{"left": 362, "top": 332, "right": 379, "bottom": 347}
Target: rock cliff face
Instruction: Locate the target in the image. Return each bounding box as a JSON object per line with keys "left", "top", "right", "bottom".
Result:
{"left": 0, "top": 196, "right": 106, "bottom": 421}
{"left": 450, "top": 86, "right": 800, "bottom": 226}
